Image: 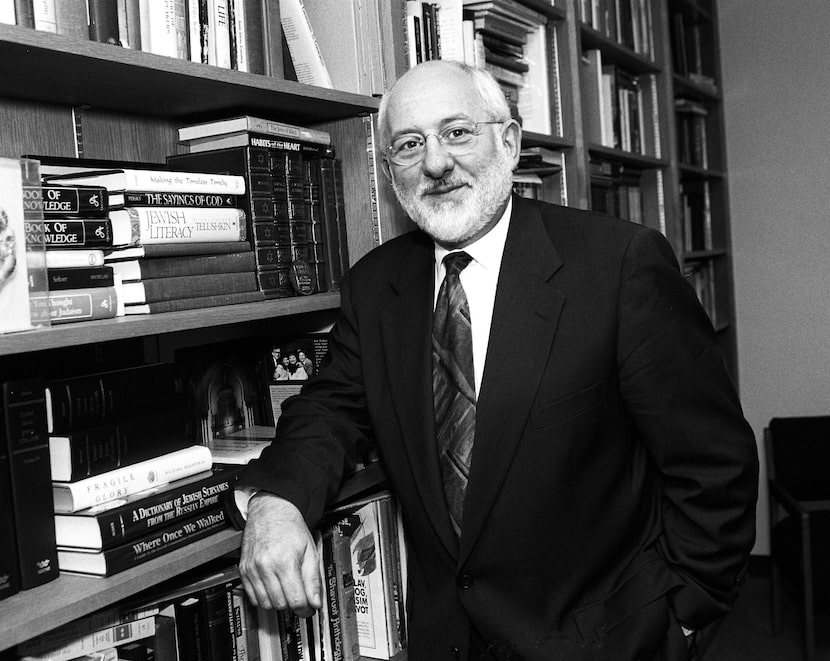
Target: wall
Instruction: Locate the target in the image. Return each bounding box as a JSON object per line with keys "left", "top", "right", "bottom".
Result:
{"left": 719, "top": 2, "right": 830, "bottom": 554}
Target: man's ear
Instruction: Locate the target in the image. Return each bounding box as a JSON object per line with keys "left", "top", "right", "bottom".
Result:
{"left": 380, "top": 157, "right": 393, "bottom": 182}
{"left": 502, "top": 119, "right": 523, "bottom": 169}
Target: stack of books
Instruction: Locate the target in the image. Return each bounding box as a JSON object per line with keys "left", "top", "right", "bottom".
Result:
{"left": 168, "top": 116, "right": 349, "bottom": 296}
{"left": 44, "top": 363, "right": 228, "bottom": 577}
{"left": 39, "top": 180, "right": 122, "bottom": 325}
{"left": 40, "top": 162, "right": 271, "bottom": 315}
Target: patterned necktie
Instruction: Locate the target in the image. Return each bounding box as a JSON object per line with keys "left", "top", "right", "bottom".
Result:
{"left": 433, "top": 251, "right": 476, "bottom": 536}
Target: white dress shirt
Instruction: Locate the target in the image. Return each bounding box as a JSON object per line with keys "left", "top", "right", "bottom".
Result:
{"left": 433, "top": 198, "right": 512, "bottom": 397}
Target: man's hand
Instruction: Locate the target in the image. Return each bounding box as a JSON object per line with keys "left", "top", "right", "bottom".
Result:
{"left": 238, "top": 492, "right": 322, "bottom": 618}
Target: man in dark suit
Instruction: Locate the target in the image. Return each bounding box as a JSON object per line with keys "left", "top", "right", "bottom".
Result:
{"left": 235, "top": 60, "right": 758, "bottom": 661}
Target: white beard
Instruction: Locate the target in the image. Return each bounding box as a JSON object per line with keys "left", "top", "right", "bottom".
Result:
{"left": 391, "top": 146, "right": 515, "bottom": 247}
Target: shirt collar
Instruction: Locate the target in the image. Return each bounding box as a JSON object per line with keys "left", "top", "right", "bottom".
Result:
{"left": 434, "top": 197, "right": 512, "bottom": 274}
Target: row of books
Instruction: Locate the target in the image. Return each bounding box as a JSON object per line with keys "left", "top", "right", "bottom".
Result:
{"left": 669, "top": 7, "right": 718, "bottom": 92}
{"left": 581, "top": 49, "right": 656, "bottom": 156}
{"left": 0, "top": 117, "right": 349, "bottom": 332}
{"left": 14, "top": 488, "right": 407, "bottom": 661}
{"left": 675, "top": 97, "right": 711, "bottom": 169}
{"left": 404, "top": 0, "right": 557, "bottom": 135}
{"left": 0, "top": 331, "right": 329, "bottom": 603}
{"left": 0, "top": 0, "right": 283, "bottom": 77}
{"left": 578, "top": 0, "right": 656, "bottom": 60}
{"left": 589, "top": 158, "right": 644, "bottom": 224}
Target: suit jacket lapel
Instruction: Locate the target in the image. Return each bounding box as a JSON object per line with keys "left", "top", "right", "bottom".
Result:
{"left": 460, "top": 197, "right": 565, "bottom": 562}
{"left": 380, "top": 234, "right": 460, "bottom": 556}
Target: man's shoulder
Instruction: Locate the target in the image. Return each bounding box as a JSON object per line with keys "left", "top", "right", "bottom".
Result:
{"left": 350, "top": 228, "right": 431, "bottom": 274}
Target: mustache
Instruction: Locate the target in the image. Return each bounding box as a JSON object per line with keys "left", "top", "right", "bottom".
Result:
{"left": 420, "top": 177, "right": 470, "bottom": 196}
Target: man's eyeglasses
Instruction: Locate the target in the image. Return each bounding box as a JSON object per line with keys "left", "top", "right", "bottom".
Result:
{"left": 385, "top": 120, "right": 506, "bottom": 166}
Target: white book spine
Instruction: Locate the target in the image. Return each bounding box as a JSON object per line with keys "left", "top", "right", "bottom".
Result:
{"left": 52, "top": 445, "right": 213, "bottom": 512}
{"left": 0, "top": 0, "right": 16, "bottom": 24}
{"left": 140, "top": 0, "right": 179, "bottom": 57}
{"left": 110, "top": 207, "right": 246, "bottom": 245}
{"left": 209, "top": 0, "right": 232, "bottom": 68}
{"left": 45, "top": 249, "right": 106, "bottom": 269}
{"left": 231, "top": 0, "right": 248, "bottom": 72}
{"left": 32, "top": 0, "right": 57, "bottom": 32}
{"left": 278, "top": 0, "right": 333, "bottom": 88}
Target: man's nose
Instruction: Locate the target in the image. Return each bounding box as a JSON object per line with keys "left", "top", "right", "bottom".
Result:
{"left": 421, "top": 134, "right": 455, "bottom": 179}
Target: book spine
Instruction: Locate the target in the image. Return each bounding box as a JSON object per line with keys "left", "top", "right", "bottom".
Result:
{"left": 122, "top": 191, "right": 239, "bottom": 207}
{"left": 57, "top": 506, "right": 229, "bottom": 576}
{"left": 209, "top": 0, "right": 232, "bottom": 67}
{"left": 0, "top": 409, "right": 21, "bottom": 602}
{"left": 46, "top": 363, "right": 189, "bottom": 434}
{"left": 13, "top": 0, "right": 34, "bottom": 27}
{"left": 47, "top": 266, "right": 115, "bottom": 290}
{"left": 18, "top": 616, "right": 157, "bottom": 661}
{"left": 231, "top": 586, "right": 253, "bottom": 661}
{"left": 318, "top": 159, "right": 343, "bottom": 291}
{"left": 123, "top": 251, "right": 257, "bottom": 280}
{"left": 174, "top": 596, "right": 206, "bottom": 660}
{"left": 44, "top": 219, "right": 119, "bottom": 248}
{"left": 49, "top": 407, "right": 194, "bottom": 482}
{"left": 31, "top": 285, "right": 119, "bottom": 324}
{"left": 278, "top": 0, "right": 333, "bottom": 87}
{"left": 109, "top": 240, "right": 250, "bottom": 260}
{"left": 124, "top": 271, "right": 258, "bottom": 305}
{"left": 32, "top": 0, "right": 56, "bottom": 32}
{"left": 118, "top": 0, "right": 142, "bottom": 49}
{"left": 184, "top": 133, "right": 335, "bottom": 158}
{"left": 139, "top": 0, "right": 179, "bottom": 57}
{"left": 88, "top": 0, "right": 120, "bottom": 44}
{"left": 333, "top": 520, "right": 360, "bottom": 661}
{"left": 200, "top": 581, "right": 235, "bottom": 660}
{"left": 52, "top": 444, "right": 213, "bottom": 512}
{"left": 42, "top": 184, "right": 109, "bottom": 218}
{"left": 2, "top": 380, "right": 59, "bottom": 589}
{"left": 123, "top": 290, "right": 266, "bottom": 315}
{"left": 55, "top": 468, "right": 237, "bottom": 549}
{"left": 115, "top": 206, "right": 247, "bottom": 244}
{"left": 260, "top": 0, "right": 283, "bottom": 78}
{"left": 44, "top": 248, "right": 106, "bottom": 268}
{"left": 320, "top": 529, "right": 343, "bottom": 661}
{"left": 54, "top": 0, "right": 89, "bottom": 39}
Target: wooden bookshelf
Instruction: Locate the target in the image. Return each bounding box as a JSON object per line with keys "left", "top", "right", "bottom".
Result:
{"left": 0, "top": 0, "right": 739, "bottom": 653}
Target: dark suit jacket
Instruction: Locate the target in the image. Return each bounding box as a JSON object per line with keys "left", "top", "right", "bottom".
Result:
{"left": 239, "top": 196, "right": 758, "bottom": 661}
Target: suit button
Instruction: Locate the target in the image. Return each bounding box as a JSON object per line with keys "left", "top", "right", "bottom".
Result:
{"left": 458, "top": 574, "right": 474, "bottom": 589}
{"left": 450, "top": 646, "right": 461, "bottom": 658}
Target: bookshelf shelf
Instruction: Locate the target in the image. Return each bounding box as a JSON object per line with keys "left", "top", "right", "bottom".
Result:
{"left": 588, "top": 144, "right": 669, "bottom": 169}
{"left": 0, "top": 24, "right": 379, "bottom": 124}
{"left": 0, "top": 529, "right": 243, "bottom": 651}
{"left": 578, "top": 26, "right": 661, "bottom": 73}
{"left": 0, "top": 292, "right": 341, "bottom": 357}
{"left": 672, "top": 73, "right": 720, "bottom": 100}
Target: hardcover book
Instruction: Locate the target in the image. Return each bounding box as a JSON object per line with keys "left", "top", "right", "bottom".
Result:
{"left": 0, "top": 407, "right": 21, "bottom": 602}
{"left": 120, "top": 271, "right": 258, "bottom": 305}
{"left": 47, "top": 266, "right": 115, "bottom": 291}
{"left": 53, "top": 466, "right": 239, "bottom": 550}
{"left": 182, "top": 131, "right": 336, "bottom": 157}
{"left": 122, "top": 290, "right": 267, "bottom": 315}
{"left": 30, "top": 286, "right": 121, "bottom": 325}
{"left": 43, "top": 218, "right": 131, "bottom": 248}
{"left": 109, "top": 206, "right": 248, "bottom": 245}
{"left": 42, "top": 184, "right": 109, "bottom": 218}
{"left": 52, "top": 444, "right": 214, "bottom": 513}
{"left": 1, "top": 379, "right": 59, "bottom": 589}
{"left": 45, "top": 362, "right": 190, "bottom": 434}
{"left": 110, "top": 250, "right": 257, "bottom": 282}
{"left": 104, "top": 240, "right": 251, "bottom": 262}
{"left": 42, "top": 167, "right": 246, "bottom": 196}
{"left": 178, "top": 115, "right": 331, "bottom": 145}
{"left": 57, "top": 506, "right": 229, "bottom": 576}
{"left": 49, "top": 406, "right": 196, "bottom": 482}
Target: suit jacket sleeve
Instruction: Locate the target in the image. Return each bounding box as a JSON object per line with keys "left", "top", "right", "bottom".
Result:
{"left": 616, "top": 227, "right": 758, "bottom": 628}
{"left": 236, "top": 271, "right": 374, "bottom": 529}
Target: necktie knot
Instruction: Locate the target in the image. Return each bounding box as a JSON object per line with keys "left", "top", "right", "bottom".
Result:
{"left": 443, "top": 251, "right": 473, "bottom": 279}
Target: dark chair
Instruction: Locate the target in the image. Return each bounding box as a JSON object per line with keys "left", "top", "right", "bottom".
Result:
{"left": 765, "top": 416, "right": 830, "bottom": 661}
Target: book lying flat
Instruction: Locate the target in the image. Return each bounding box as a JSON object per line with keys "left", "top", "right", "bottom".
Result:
{"left": 57, "top": 506, "right": 229, "bottom": 576}
{"left": 54, "top": 466, "right": 239, "bottom": 550}
{"left": 42, "top": 168, "right": 246, "bottom": 195}
{"left": 178, "top": 115, "right": 332, "bottom": 144}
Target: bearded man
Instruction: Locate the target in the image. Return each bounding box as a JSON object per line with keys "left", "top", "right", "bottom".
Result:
{"left": 234, "top": 60, "right": 758, "bottom": 661}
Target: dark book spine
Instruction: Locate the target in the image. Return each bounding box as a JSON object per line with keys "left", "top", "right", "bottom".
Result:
{"left": 2, "top": 380, "right": 59, "bottom": 589}
{"left": 47, "top": 266, "right": 115, "bottom": 290}
{"left": 46, "top": 363, "right": 189, "bottom": 434}
{"left": 121, "top": 241, "right": 254, "bottom": 259}
{"left": 87, "top": 0, "right": 120, "bottom": 44}
{"left": 138, "top": 271, "right": 258, "bottom": 303}
{"left": 201, "top": 582, "right": 235, "bottom": 661}
{"left": 175, "top": 595, "right": 207, "bottom": 661}
{"left": 51, "top": 406, "right": 195, "bottom": 482}
{"left": 44, "top": 218, "right": 116, "bottom": 247}
{"left": 122, "top": 191, "right": 240, "bottom": 207}
{"left": 130, "top": 290, "right": 266, "bottom": 314}
{"left": 319, "top": 159, "right": 344, "bottom": 291}
{"left": 321, "top": 528, "right": 344, "bottom": 661}
{"left": 40, "top": 286, "right": 119, "bottom": 325}
{"left": 134, "top": 251, "right": 257, "bottom": 279}
{"left": 42, "top": 185, "right": 109, "bottom": 218}
{"left": 0, "top": 420, "right": 21, "bottom": 602}
{"left": 62, "top": 507, "right": 229, "bottom": 576}
{"left": 331, "top": 159, "right": 351, "bottom": 280}
{"left": 13, "top": 0, "right": 34, "bottom": 27}
{"left": 57, "top": 468, "right": 238, "bottom": 549}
